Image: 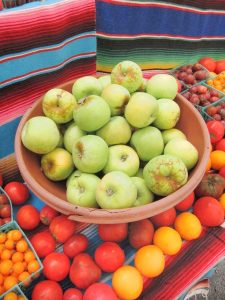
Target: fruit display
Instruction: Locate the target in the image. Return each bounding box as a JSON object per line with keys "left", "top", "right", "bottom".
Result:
{"left": 18, "top": 61, "right": 201, "bottom": 213}
{"left": 198, "top": 57, "right": 225, "bottom": 75}
{"left": 206, "top": 73, "right": 225, "bottom": 93}
{"left": 170, "top": 63, "right": 210, "bottom": 87}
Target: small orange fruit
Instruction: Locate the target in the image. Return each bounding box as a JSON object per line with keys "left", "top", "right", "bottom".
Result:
{"left": 210, "top": 150, "right": 225, "bottom": 170}
{"left": 0, "top": 260, "right": 13, "bottom": 276}
{"left": 153, "top": 226, "right": 182, "bottom": 255}
{"left": 24, "top": 250, "right": 35, "bottom": 263}
{"left": 5, "top": 240, "right": 15, "bottom": 251}
{"left": 18, "top": 271, "right": 31, "bottom": 286}
{"left": 10, "top": 230, "right": 22, "bottom": 242}
{"left": 18, "top": 296, "right": 26, "bottom": 300}
{"left": 1, "top": 249, "right": 13, "bottom": 260}
{"left": 0, "top": 233, "right": 7, "bottom": 244}
{"left": 112, "top": 265, "right": 143, "bottom": 300}
{"left": 12, "top": 252, "right": 24, "bottom": 263}
{"left": 3, "top": 292, "right": 18, "bottom": 300}
{"left": 13, "top": 261, "right": 25, "bottom": 276}
{"left": 27, "top": 260, "right": 40, "bottom": 274}
{"left": 3, "top": 275, "right": 18, "bottom": 291}
{"left": 16, "top": 240, "right": 28, "bottom": 253}
{"left": 174, "top": 212, "right": 202, "bottom": 241}
{"left": 135, "top": 245, "right": 165, "bottom": 278}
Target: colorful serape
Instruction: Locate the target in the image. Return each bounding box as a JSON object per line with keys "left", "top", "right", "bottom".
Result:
{"left": 96, "top": 0, "right": 225, "bottom": 72}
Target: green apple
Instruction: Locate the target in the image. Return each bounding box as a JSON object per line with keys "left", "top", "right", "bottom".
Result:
{"left": 72, "top": 76, "right": 102, "bottom": 100}
{"left": 137, "top": 78, "right": 147, "bottom": 92}
{"left": 73, "top": 95, "right": 111, "bottom": 132}
{"left": 111, "top": 60, "right": 143, "bottom": 93}
{"left": 21, "top": 116, "right": 60, "bottom": 154}
{"left": 131, "top": 126, "right": 164, "bottom": 161}
{"left": 101, "top": 84, "right": 130, "bottom": 116}
{"left": 104, "top": 145, "right": 140, "bottom": 176}
{"left": 64, "top": 122, "right": 86, "bottom": 153}
{"left": 96, "top": 116, "right": 131, "bottom": 145}
{"left": 96, "top": 171, "right": 137, "bottom": 209}
{"left": 41, "top": 148, "right": 74, "bottom": 181}
{"left": 131, "top": 177, "right": 154, "bottom": 207}
{"left": 42, "top": 88, "right": 77, "bottom": 124}
{"left": 164, "top": 139, "right": 199, "bottom": 170}
{"left": 162, "top": 128, "right": 187, "bottom": 145}
{"left": 98, "top": 75, "right": 111, "bottom": 89}
{"left": 146, "top": 74, "right": 178, "bottom": 100}
{"left": 153, "top": 98, "right": 180, "bottom": 130}
{"left": 66, "top": 170, "right": 100, "bottom": 208}
{"left": 143, "top": 154, "right": 188, "bottom": 196}
{"left": 72, "top": 135, "right": 109, "bottom": 173}
{"left": 124, "top": 92, "right": 158, "bottom": 128}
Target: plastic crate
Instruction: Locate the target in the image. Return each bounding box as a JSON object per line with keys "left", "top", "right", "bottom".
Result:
{"left": 202, "top": 97, "right": 225, "bottom": 122}
{"left": 0, "top": 285, "right": 28, "bottom": 300}
{"left": 204, "top": 73, "right": 225, "bottom": 94}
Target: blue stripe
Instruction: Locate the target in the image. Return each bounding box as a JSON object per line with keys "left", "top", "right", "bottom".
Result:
{"left": 0, "top": 32, "right": 96, "bottom": 88}
{"left": 0, "top": 117, "right": 21, "bottom": 159}
{"left": 96, "top": 1, "right": 225, "bottom": 37}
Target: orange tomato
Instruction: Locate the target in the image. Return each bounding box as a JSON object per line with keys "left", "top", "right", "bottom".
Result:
{"left": 12, "top": 252, "right": 24, "bottom": 263}
{"left": 0, "top": 233, "right": 7, "bottom": 244}
{"left": 5, "top": 240, "right": 15, "bottom": 251}
{"left": 18, "top": 271, "right": 31, "bottom": 286}
{"left": 16, "top": 240, "right": 28, "bottom": 253}
{"left": 210, "top": 150, "right": 225, "bottom": 170}
{"left": 24, "top": 250, "right": 35, "bottom": 263}
{"left": 18, "top": 296, "right": 26, "bottom": 300}
{"left": 135, "top": 245, "right": 165, "bottom": 278}
{"left": 153, "top": 227, "right": 182, "bottom": 255}
{"left": 1, "top": 249, "right": 13, "bottom": 261}
{"left": 3, "top": 275, "right": 18, "bottom": 291}
{"left": 3, "top": 292, "right": 18, "bottom": 300}
{"left": 174, "top": 212, "right": 202, "bottom": 241}
{"left": 27, "top": 260, "right": 39, "bottom": 274}
{"left": 12, "top": 262, "right": 25, "bottom": 276}
{"left": 112, "top": 265, "right": 143, "bottom": 300}
{"left": 0, "top": 260, "right": 13, "bottom": 276}
{"left": 10, "top": 230, "right": 22, "bottom": 242}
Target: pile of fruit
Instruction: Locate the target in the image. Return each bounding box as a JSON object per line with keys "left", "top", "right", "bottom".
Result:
{"left": 20, "top": 61, "right": 199, "bottom": 210}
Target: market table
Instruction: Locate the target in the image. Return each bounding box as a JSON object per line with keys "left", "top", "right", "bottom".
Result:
{"left": 1, "top": 0, "right": 225, "bottom": 299}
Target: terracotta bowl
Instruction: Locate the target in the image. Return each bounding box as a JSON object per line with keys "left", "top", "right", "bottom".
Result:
{"left": 15, "top": 80, "right": 210, "bottom": 224}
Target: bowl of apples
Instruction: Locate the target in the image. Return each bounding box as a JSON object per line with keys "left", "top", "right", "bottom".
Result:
{"left": 15, "top": 61, "right": 210, "bottom": 224}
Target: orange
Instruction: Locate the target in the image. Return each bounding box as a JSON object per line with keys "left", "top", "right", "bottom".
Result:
{"left": 153, "top": 226, "right": 182, "bottom": 255}
{"left": 174, "top": 212, "right": 202, "bottom": 241}
{"left": 3, "top": 275, "right": 18, "bottom": 291}
{"left": 18, "top": 271, "right": 31, "bottom": 286}
{"left": 134, "top": 245, "right": 165, "bottom": 278}
{"left": 0, "top": 244, "right": 5, "bottom": 255}
{"left": 112, "top": 265, "right": 143, "bottom": 300}
{"left": 12, "top": 262, "right": 25, "bottom": 276}
{"left": 16, "top": 240, "right": 28, "bottom": 253}
{"left": 210, "top": 150, "right": 225, "bottom": 170}
{"left": 205, "top": 157, "right": 211, "bottom": 173}
{"left": 24, "top": 250, "right": 35, "bottom": 263}
{"left": 0, "top": 260, "right": 13, "bottom": 276}
{"left": 3, "top": 292, "right": 18, "bottom": 300}
{"left": 5, "top": 240, "right": 15, "bottom": 251}
{"left": 219, "top": 193, "right": 225, "bottom": 213}
{"left": 27, "top": 260, "right": 39, "bottom": 274}
{"left": 1, "top": 249, "right": 13, "bottom": 260}
{"left": 12, "top": 252, "right": 24, "bottom": 263}
{"left": 0, "top": 233, "right": 7, "bottom": 244}
{"left": 7, "top": 231, "right": 14, "bottom": 240}
{"left": 10, "top": 230, "right": 22, "bottom": 242}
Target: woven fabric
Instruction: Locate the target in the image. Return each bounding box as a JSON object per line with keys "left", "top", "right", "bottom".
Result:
{"left": 96, "top": 0, "right": 225, "bottom": 72}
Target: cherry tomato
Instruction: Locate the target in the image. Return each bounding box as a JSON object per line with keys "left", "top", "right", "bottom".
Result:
{"left": 83, "top": 283, "right": 118, "bottom": 300}
{"left": 150, "top": 207, "right": 177, "bottom": 227}
{"left": 16, "top": 205, "right": 40, "bottom": 230}
{"left": 0, "top": 194, "right": 8, "bottom": 205}
{"left": 43, "top": 252, "right": 70, "bottom": 282}
{"left": 63, "top": 288, "right": 83, "bottom": 300}
{"left": 40, "top": 205, "right": 59, "bottom": 226}
{"left": 94, "top": 242, "right": 125, "bottom": 272}
{"left": 206, "top": 120, "right": 225, "bottom": 144}
{"left": 98, "top": 223, "right": 128, "bottom": 242}
{"left": 175, "top": 192, "right": 195, "bottom": 211}
{"left": 31, "top": 231, "right": 56, "bottom": 258}
{"left": 32, "top": 280, "right": 63, "bottom": 300}
{"left": 49, "top": 215, "right": 76, "bottom": 243}
{"left": 63, "top": 234, "right": 88, "bottom": 258}
{"left": 4, "top": 181, "right": 29, "bottom": 205}
{"left": 0, "top": 204, "right": 11, "bottom": 218}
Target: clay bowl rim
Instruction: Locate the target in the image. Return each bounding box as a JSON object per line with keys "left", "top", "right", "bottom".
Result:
{"left": 15, "top": 80, "right": 211, "bottom": 224}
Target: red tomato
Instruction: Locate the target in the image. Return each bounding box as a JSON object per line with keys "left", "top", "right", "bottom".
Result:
{"left": 193, "top": 196, "right": 224, "bottom": 226}
{"left": 0, "top": 204, "right": 11, "bottom": 218}
{"left": 207, "top": 120, "right": 225, "bottom": 144}
{"left": 94, "top": 242, "right": 125, "bottom": 273}
{"left": 49, "top": 215, "right": 76, "bottom": 243}
{"left": 63, "top": 288, "right": 83, "bottom": 300}
{"left": 63, "top": 234, "right": 88, "bottom": 258}
{"left": 219, "top": 166, "right": 225, "bottom": 179}
{"left": 175, "top": 192, "right": 195, "bottom": 211}
{"left": 2, "top": 217, "right": 11, "bottom": 224}
{"left": 43, "top": 252, "right": 70, "bottom": 282}
{"left": 16, "top": 205, "right": 40, "bottom": 230}
{"left": 0, "top": 194, "right": 8, "bottom": 204}
{"left": 83, "top": 283, "right": 118, "bottom": 300}
{"left": 4, "top": 181, "right": 29, "bottom": 205}
{"left": 215, "top": 60, "right": 225, "bottom": 74}
{"left": 199, "top": 57, "right": 216, "bottom": 72}
{"left": 98, "top": 223, "right": 128, "bottom": 242}
{"left": 40, "top": 205, "right": 59, "bottom": 226}
{"left": 32, "top": 280, "right": 63, "bottom": 300}
{"left": 215, "top": 138, "right": 225, "bottom": 152}
{"left": 150, "top": 207, "right": 176, "bottom": 227}
{"left": 0, "top": 174, "right": 3, "bottom": 186}
{"left": 31, "top": 231, "right": 56, "bottom": 258}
